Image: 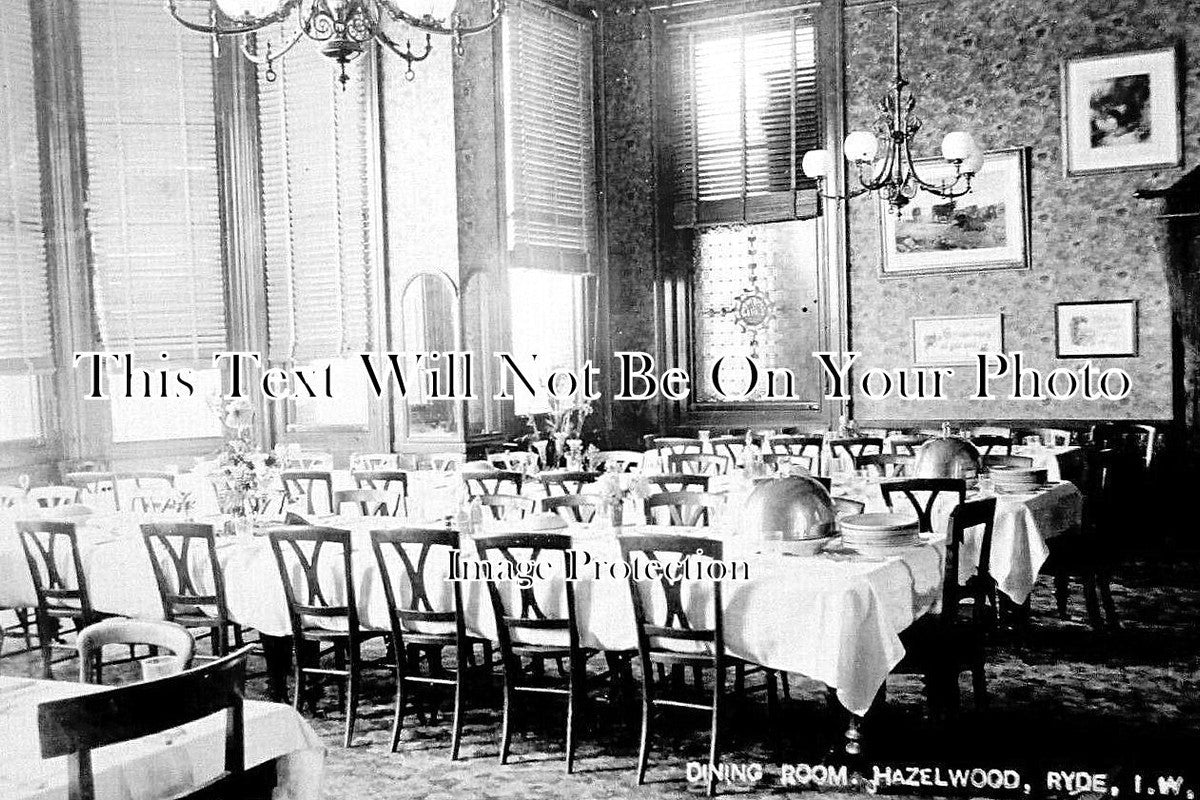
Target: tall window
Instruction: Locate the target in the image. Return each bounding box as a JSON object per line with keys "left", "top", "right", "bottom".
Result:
{"left": 0, "top": 0, "right": 53, "bottom": 443}
{"left": 79, "top": 0, "right": 226, "bottom": 441}
{"left": 667, "top": 11, "right": 821, "bottom": 227}
{"left": 257, "top": 29, "right": 375, "bottom": 430}
{"left": 501, "top": 0, "right": 596, "bottom": 413}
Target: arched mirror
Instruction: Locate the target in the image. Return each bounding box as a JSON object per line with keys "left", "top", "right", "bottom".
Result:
{"left": 399, "top": 270, "right": 462, "bottom": 438}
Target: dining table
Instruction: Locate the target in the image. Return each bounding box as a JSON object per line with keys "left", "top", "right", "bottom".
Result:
{"left": 0, "top": 674, "right": 324, "bottom": 800}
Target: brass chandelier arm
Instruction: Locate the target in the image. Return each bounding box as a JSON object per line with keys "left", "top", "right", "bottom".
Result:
{"left": 239, "top": 27, "right": 307, "bottom": 67}
{"left": 374, "top": 28, "right": 434, "bottom": 78}
{"left": 901, "top": 134, "right": 973, "bottom": 197}
{"left": 165, "top": 0, "right": 302, "bottom": 36}
{"left": 376, "top": 0, "right": 503, "bottom": 37}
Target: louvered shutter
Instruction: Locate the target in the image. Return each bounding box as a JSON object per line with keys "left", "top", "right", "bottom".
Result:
{"left": 258, "top": 31, "right": 374, "bottom": 364}
{"left": 79, "top": 0, "right": 227, "bottom": 364}
{"left": 0, "top": 0, "right": 53, "bottom": 375}
{"left": 667, "top": 12, "right": 821, "bottom": 228}
{"left": 502, "top": 0, "right": 596, "bottom": 273}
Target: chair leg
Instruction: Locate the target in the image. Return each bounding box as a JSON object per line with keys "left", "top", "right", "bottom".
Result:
{"left": 733, "top": 662, "right": 744, "bottom": 696}
{"left": 565, "top": 659, "right": 579, "bottom": 774}
{"left": 37, "top": 615, "right": 53, "bottom": 679}
{"left": 781, "top": 671, "right": 791, "bottom": 700}
{"left": 1053, "top": 572, "right": 1071, "bottom": 618}
{"left": 1097, "top": 572, "right": 1120, "bottom": 630}
{"left": 291, "top": 638, "right": 306, "bottom": 712}
{"left": 390, "top": 643, "right": 407, "bottom": 753}
{"left": 17, "top": 609, "right": 33, "bottom": 649}
{"left": 210, "top": 627, "right": 223, "bottom": 657}
{"left": 1082, "top": 574, "right": 1103, "bottom": 630}
{"left": 636, "top": 669, "right": 653, "bottom": 785}
{"left": 344, "top": 641, "right": 360, "bottom": 748}
{"left": 972, "top": 656, "right": 988, "bottom": 710}
{"left": 499, "top": 676, "right": 516, "bottom": 765}
{"left": 451, "top": 646, "right": 467, "bottom": 760}
{"left": 707, "top": 663, "right": 724, "bottom": 797}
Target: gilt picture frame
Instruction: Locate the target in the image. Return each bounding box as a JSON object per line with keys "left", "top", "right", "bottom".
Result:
{"left": 1061, "top": 46, "right": 1183, "bottom": 177}
{"left": 880, "top": 148, "right": 1031, "bottom": 276}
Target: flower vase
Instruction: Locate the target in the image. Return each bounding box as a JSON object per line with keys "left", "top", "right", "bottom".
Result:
{"left": 608, "top": 503, "right": 624, "bottom": 529}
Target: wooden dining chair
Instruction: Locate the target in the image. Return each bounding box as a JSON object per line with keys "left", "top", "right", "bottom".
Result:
{"left": 591, "top": 450, "right": 644, "bottom": 473}
{"left": 351, "top": 469, "right": 410, "bottom": 515}
{"left": 618, "top": 534, "right": 774, "bottom": 796}
{"left": 487, "top": 450, "right": 539, "bottom": 472}
{"left": 651, "top": 437, "right": 704, "bottom": 466}
{"left": 38, "top": 646, "right": 255, "bottom": 800}
{"left": 430, "top": 451, "right": 464, "bottom": 472}
{"left": 334, "top": 488, "right": 402, "bottom": 516}
{"left": 474, "top": 533, "right": 597, "bottom": 772}
{"left": 142, "top": 523, "right": 246, "bottom": 657}
{"left": 268, "top": 526, "right": 389, "bottom": 747}
{"left": 645, "top": 474, "right": 710, "bottom": 493}
{"left": 879, "top": 478, "right": 967, "bottom": 533}
{"left": 461, "top": 468, "right": 524, "bottom": 497}
{"left": 888, "top": 434, "right": 930, "bottom": 456}
{"left": 538, "top": 470, "right": 599, "bottom": 495}
{"left": 284, "top": 451, "right": 334, "bottom": 470}
{"left": 981, "top": 454, "right": 1034, "bottom": 470}
{"left": 853, "top": 453, "right": 912, "bottom": 478}
{"left": 969, "top": 435, "right": 1013, "bottom": 456}
{"left": 706, "top": 436, "right": 749, "bottom": 467}
{"left": 370, "top": 527, "right": 494, "bottom": 758}
{"left": 27, "top": 486, "right": 80, "bottom": 508}
{"left": 0, "top": 485, "right": 25, "bottom": 508}
{"left": 666, "top": 453, "right": 730, "bottom": 476}
{"left": 77, "top": 618, "right": 195, "bottom": 684}
{"left": 64, "top": 472, "right": 120, "bottom": 510}
{"left": 827, "top": 437, "right": 884, "bottom": 462}
{"left": 1043, "top": 448, "right": 1122, "bottom": 630}
{"left": 121, "top": 471, "right": 177, "bottom": 491}
{"left": 478, "top": 493, "right": 536, "bottom": 521}
{"left": 281, "top": 470, "right": 335, "bottom": 516}
{"left": 17, "top": 520, "right": 98, "bottom": 678}
{"left": 765, "top": 435, "right": 823, "bottom": 472}
{"left": 644, "top": 491, "right": 723, "bottom": 527}
{"left": 350, "top": 452, "right": 401, "bottom": 471}
{"left": 542, "top": 494, "right": 602, "bottom": 524}
{"left": 891, "top": 497, "right": 997, "bottom": 714}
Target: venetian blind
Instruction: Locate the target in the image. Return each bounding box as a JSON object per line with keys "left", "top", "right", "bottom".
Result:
{"left": 667, "top": 11, "right": 821, "bottom": 227}
{"left": 258, "top": 32, "right": 374, "bottom": 364}
{"left": 79, "top": 0, "right": 227, "bottom": 364}
{"left": 0, "top": 0, "right": 53, "bottom": 374}
{"left": 502, "top": 0, "right": 596, "bottom": 273}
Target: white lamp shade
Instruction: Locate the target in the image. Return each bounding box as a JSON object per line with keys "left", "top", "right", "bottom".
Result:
{"left": 216, "top": 0, "right": 282, "bottom": 19}
{"left": 395, "top": 0, "right": 458, "bottom": 18}
{"left": 941, "top": 131, "right": 977, "bottom": 162}
{"left": 843, "top": 131, "right": 879, "bottom": 163}
{"left": 801, "top": 149, "right": 832, "bottom": 178}
{"left": 959, "top": 147, "right": 985, "bottom": 174}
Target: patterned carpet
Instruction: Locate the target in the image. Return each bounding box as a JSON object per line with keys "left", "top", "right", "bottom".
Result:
{"left": 4, "top": 553, "right": 1199, "bottom": 799}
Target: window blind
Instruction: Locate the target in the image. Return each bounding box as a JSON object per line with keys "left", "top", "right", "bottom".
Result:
{"left": 79, "top": 0, "right": 227, "bottom": 364}
{"left": 258, "top": 30, "right": 374, "bottom": 364}
{"left": 0, "top": 0, "right": 53, "bottom": 375}
{"left": 667, "top": 11, "right": 821, "bottom": 228}
{"left": 502, "top": 0, "right": 596, "bottom": 274}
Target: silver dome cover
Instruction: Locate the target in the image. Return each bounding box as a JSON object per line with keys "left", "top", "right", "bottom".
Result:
{"left": 741, "top": 475, "right": 836, "bottom": 542}
{"left": 913, "top": 434, "right": 981, "bottom": 479}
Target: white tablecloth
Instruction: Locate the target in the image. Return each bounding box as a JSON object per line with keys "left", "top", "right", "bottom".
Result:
{"left": 0, "top": 676, "right": 324, "bottom": 800}
{"left": 1, "top": 509, "right": 942, "bottom": 717}
{"left": 837, "top": 480, "right": 1082, "bottom": 604}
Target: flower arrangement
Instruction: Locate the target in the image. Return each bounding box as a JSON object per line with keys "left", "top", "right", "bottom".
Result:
{"left": 593, "top": 471, "right": 652, "bottom": 527}
{"left": 207, "top": 398, "right": 279, "bottom": 517}
{"left": 523, "top": 396, "right": 594, "bottom": 468}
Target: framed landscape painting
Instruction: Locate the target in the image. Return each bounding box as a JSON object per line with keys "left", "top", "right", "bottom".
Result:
{"left": 912, "top": 314, "right": 1005, "bottom": 366}
{"left": 1061, "top": 47, "right": 1182, "bottom": 176}
{"left": 880, "top": 148, "right": 1030, "bottom": 276}
{"left": 1055, "top": 300, "right": 1138, "bottom": 358}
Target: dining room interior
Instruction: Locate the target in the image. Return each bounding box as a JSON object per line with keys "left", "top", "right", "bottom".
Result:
{"left": 2, "top": 0, "right": 1199, "bottom": 798}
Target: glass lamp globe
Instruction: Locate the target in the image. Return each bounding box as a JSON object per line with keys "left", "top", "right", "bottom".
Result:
{"left": 216, "top": 0, "right": 283, "bottom": 19}
{"left": 843, "top": 131, "right": 879, "bottom": 163}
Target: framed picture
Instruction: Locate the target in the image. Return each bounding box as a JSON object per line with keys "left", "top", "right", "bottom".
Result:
{"left": 880, "top": 148, "right": 1030, "bottom": 276}
{"left": 1055, "top": 300, "right": 1139, "bottom": 358}
{"left": 911, "top": 314, "right": 1005, "bottom": 366}
{"left": 1061, "top": 46, "right": 1182, "bottom": 176}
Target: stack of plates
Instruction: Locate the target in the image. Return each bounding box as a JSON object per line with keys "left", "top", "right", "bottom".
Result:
{"left": 990, "top": 467, "right": 1048, "bottom": 493}
{"left": 838, "top": 513, "right": 920, "bottom": 554}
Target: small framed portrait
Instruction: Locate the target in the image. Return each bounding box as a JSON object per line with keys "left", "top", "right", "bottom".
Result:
{"left": 911, "top": 314, "right": 1005, "bottom": 366}
{"left": 1061, "top": 46, "right": 1182, "bottom": 176}
{"left": 1054, "top": 300, "right": 1139, "bottom": 358}
{"left": 880, "top": 148, "right": 1030, "bottom": 276}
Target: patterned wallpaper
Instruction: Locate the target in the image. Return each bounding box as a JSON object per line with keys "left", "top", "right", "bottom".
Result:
{"left": 845, "top": 0, "right": 1197, "bottom": 422}
{"left": 597, "top": 0, "right": 1198, "bottom": 427}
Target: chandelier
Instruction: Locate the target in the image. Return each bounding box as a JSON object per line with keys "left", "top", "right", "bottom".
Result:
{"left": 167, "top": 0, "right": 503, "bottom": 85}
{"left": 800, "top": 2, "right": 982, "bottom": 212}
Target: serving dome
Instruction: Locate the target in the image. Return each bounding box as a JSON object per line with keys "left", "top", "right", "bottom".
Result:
{"left": 741, "top": 475, "right": 836, "bottom": 542}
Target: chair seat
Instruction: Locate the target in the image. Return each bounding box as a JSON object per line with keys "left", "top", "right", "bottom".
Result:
{"left": 175, "top": 614, "right": 236, "bottom": 629}
{"left": 648, "top": 649, "right": 718, "bottom": 667}
{"left": 298, "top": 627, "right": 387, "bottom": 642}
{"left": 511, "top": 643, "right": 573, "bottom": 659}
